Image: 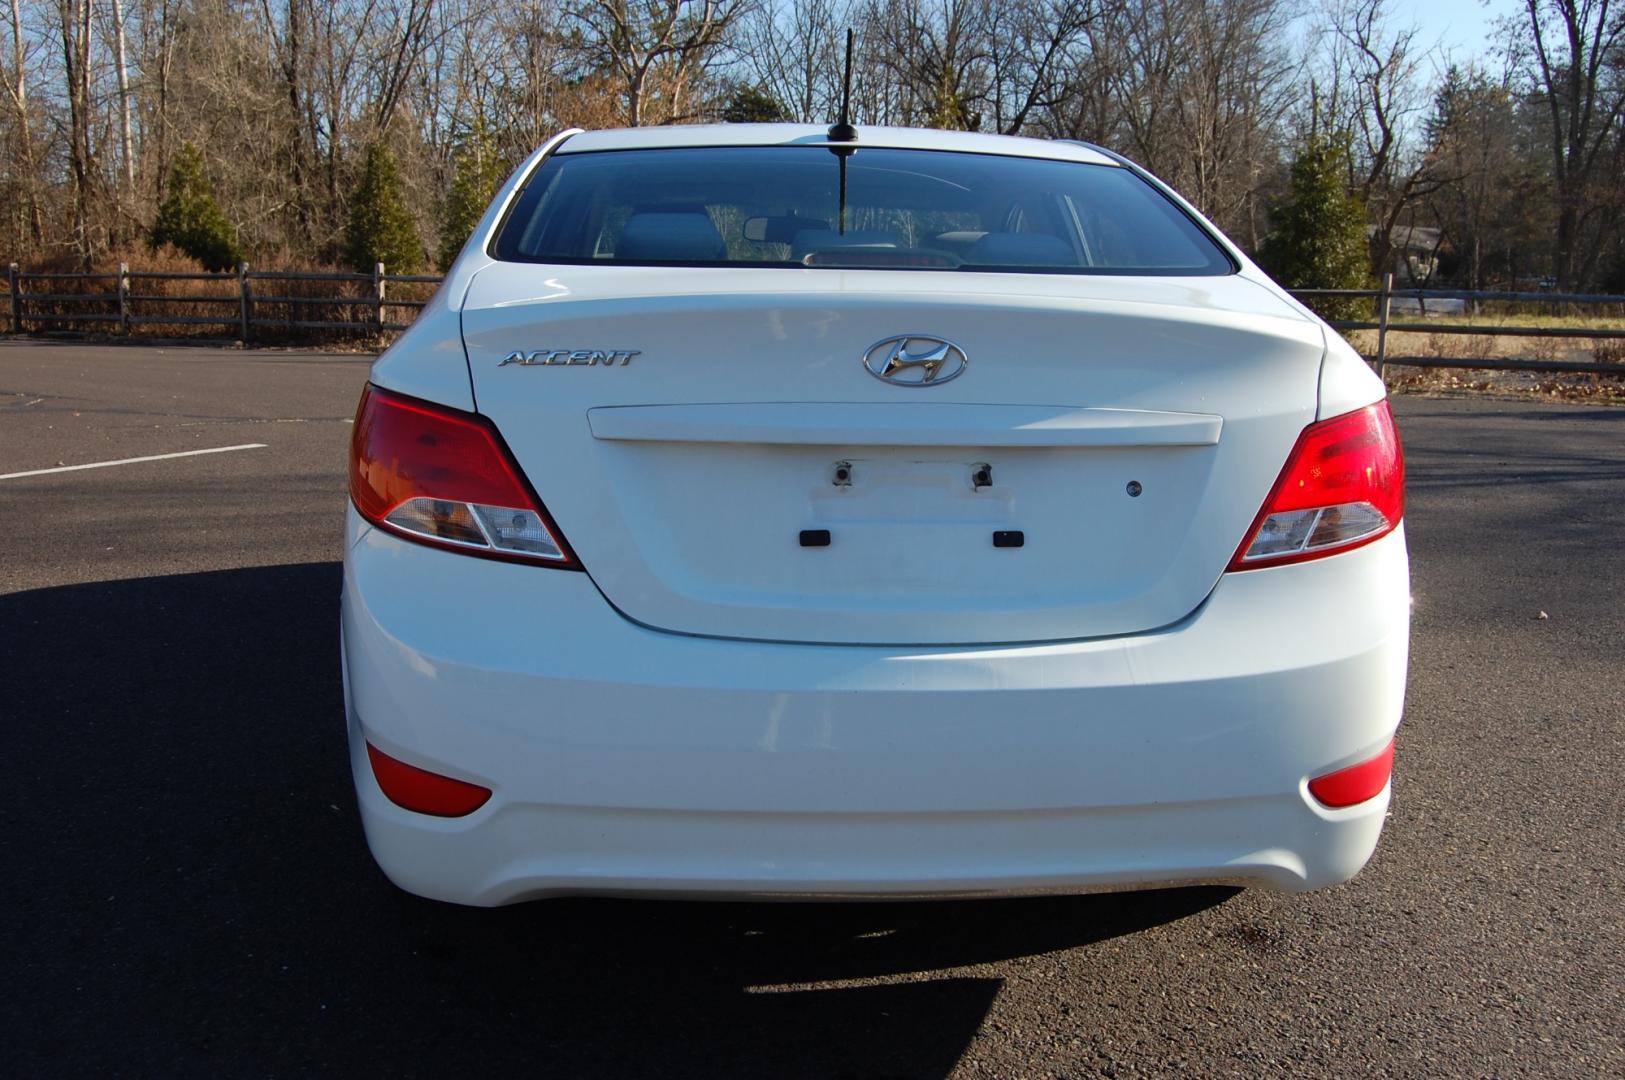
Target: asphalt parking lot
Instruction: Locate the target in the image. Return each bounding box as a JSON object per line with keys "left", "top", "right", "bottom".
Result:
{"left": 3, "top": 339, "right": 1622, "bottom": 1077}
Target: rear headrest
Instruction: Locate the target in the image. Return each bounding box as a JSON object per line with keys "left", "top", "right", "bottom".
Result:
{"left": 616, "top": 213, "right": 727, "bottom": 261}
{"left": 966, "top": 232, "right": 1076, "bottom": 267}
{"left": 932, "top": 230, "right": 990, "bottom": 249}
{"left": 790, "top": 229, "right": 901, "bottom": 260}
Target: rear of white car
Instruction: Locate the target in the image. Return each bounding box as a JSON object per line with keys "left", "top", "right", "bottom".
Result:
{"left": 341, "top": 125, "right": 1408, "bottom": 906}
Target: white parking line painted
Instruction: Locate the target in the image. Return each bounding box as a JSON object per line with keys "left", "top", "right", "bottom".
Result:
{"left": 0, "top": 443, "right": 268, "bottom": 480}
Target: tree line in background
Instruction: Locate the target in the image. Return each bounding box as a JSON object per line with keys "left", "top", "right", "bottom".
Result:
{"left": 0, "top": 0, "right": 1621, "bottom": 292}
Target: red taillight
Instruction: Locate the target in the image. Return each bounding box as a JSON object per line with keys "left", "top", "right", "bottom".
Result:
{"left": 1229, "top": 401, "right": 1404, "bottom": 571}
{"left": 349, "top": 384, "right": 578, "bottom": 567}
{"left": 1308, "top": 738, "right": 1396, "bottom": 808}
{"left": 366, "top": 743, "right": 492, "bottom": 817}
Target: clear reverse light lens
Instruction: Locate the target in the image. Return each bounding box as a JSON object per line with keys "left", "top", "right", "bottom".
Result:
{"left": 471, "top": 504, "right": 563, "bottom": 558}
{"left": 381, "top": 499, "right": 565, "bottom": 559}
{"left": 1241, "top": 503, "right": 1390, "bottom": 561}
{"left": 385, "top": 498, "right": 487, "bottom": 546}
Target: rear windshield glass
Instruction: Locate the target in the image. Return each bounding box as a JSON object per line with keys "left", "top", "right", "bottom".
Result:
{"left": 491, "top": 146, "right": 1233, "bottom": 275}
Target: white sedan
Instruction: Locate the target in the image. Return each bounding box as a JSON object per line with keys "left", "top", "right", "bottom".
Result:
{"left": 342, "top": 123, "right": 1408, "bottom": 906}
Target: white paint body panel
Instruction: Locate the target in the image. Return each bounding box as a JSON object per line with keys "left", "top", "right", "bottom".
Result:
{"left": 555, "top": 123, "right": 1117, "bottom": 163}
{"left": 1318, "top": 330, "right": 1389, "bottom": 419}
{"left": 460, "top": 269, "right": 1323, "bottom": 645}
{"left": 342, "top": 512, "right": 1408, "bottom": 905}
{"left": 349, "top": 125, "right": 1410, "bottom": 904}
{"left": 586, "top": 403, "right": 1224, "bottom": 448}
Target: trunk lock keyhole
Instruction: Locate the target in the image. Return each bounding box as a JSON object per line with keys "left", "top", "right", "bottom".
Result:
{"left": 832, "top": 461, "right": 853, "bottom": 487}
{"left": 972, "top": 463, "right": 993, "bottom": 490}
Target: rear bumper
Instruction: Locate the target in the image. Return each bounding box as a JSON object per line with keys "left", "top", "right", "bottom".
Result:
{"left": 341, "top": 507, "right": 1409, "bottom": 905}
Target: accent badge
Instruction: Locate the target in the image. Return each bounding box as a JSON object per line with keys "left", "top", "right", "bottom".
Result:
{"left": 500, "top": 349, "right": 640, "bottom": 367}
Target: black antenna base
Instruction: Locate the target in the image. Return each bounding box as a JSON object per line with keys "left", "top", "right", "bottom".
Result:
{"left": 827, "top": 122, "right": 858, "bottom": 143}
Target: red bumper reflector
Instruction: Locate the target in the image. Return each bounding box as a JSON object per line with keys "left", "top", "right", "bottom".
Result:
{"left": 1308, "top": 738, "right": 1396, "bottom": 808}
{"left": 366, "top": 743, "right": 492, "bottom": 817}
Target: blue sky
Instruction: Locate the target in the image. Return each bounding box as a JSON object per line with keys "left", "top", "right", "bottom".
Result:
{"left": 1387, "top": 0, "right": 1519, "bottom": 66}
{"left": 1291, "top": 1, "right": 1523, "bottom": 73}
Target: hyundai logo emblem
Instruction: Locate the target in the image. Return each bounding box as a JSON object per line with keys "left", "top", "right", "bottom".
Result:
{"left": 862, "top": 335, "right": 968, "bottom": 386}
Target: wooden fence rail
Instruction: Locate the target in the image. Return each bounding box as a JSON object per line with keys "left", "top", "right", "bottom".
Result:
{"left": 5, "top": 261, "right": 426, "bottom": 339}
{"left": 5, "top": 263, "right": 1623, "bottom": 380}
{"left": 1297, "top": 272, "right": 1625, "bottom": 378}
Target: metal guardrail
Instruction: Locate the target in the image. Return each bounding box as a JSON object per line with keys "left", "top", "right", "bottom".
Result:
{"left": 4, "top": 264, "right": 1623, "bottom": 380}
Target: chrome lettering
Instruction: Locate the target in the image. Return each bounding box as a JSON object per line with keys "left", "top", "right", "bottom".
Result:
{"left": 499, "top": 349, "right": 641, "bottom": 367}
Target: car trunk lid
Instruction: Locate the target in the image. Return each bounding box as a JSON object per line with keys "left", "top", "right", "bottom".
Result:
{"left": 460, "top": 266, "right": 1323, "bottom": 645}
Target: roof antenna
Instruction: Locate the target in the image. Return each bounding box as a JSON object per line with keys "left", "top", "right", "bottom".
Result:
{"left": 828, "top": 29, "right": 858, "bottom": 144}
{"left": 828, "top": 29, "right": 857, "bottom": 235}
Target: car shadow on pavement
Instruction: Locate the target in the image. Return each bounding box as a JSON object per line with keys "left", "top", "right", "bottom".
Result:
{"left": 3, "top": 563, "right": 1235, "bottom": 1077}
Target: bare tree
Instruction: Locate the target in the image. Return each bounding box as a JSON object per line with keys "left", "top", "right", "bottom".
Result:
{"left": 985, "top": 0, "right": 1097, "bottom": 135}
{"left": 364, "top": 0, "right": 438, "bottom": 136}
{"left": 1045, "top": 0, "right": 1293, "bottom": 242}
{"left": 56, "top": 0, "right": 96, "bottom": 260}
{"left": 140, "top": 0, "right": 177, "bottom": 200}
{"left": 0, "top": 0, "right": 1616, "bottom": 292}
{"left": 571, "top": 0, "right": 751, "bottom": 125}
{"left": 2, "top": 0, "right": 47, "bottom": 246}
{"left": 108, "top": 0, "right": 133, "bottom": 195}
{"left": 860, "top": 0, "right": 989, "bottom": 129}
{"left": 1423, "top": 64, "right": 1547, "bottom": 289}
{"left": 468, "top": 0, "right": 622, "bottom": 155}
{"left": 738, "top": 0, "right": 847, "bottom": 122}
{"left": 1314, "top": 0, "right": 1445, "bottom": 278}
{"left": 1173, "top": 0, "right": 1295, "bottom": 230}
{"left": 1518, "top": 0, "right": 1625, "bottom": 286}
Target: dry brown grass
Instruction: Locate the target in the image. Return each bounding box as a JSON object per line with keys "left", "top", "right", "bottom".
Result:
{"left": 1347, "top": 311, "right": 1625, "bottom": 403}
{"left": 1594, "top": 339, "right": 1625, "bottom": 365}
{"left": 1354, "top": 326, "right": 1625, "bottom": 365}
